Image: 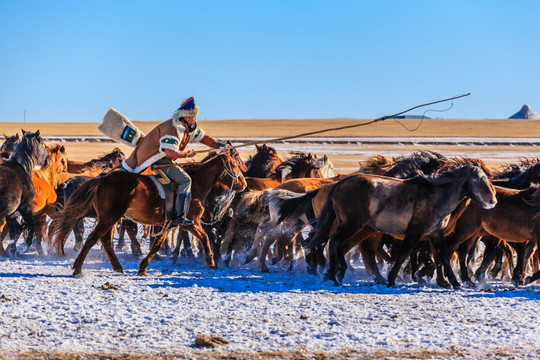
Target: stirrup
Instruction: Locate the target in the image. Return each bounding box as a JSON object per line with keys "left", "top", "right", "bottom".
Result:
{"left": 171, "top": 217, "right": 194, "bottom": 226}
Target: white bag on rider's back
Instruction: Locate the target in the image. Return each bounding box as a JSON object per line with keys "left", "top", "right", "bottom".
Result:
{"left": 98, "top": 107, "right": 145, "bottom": 148}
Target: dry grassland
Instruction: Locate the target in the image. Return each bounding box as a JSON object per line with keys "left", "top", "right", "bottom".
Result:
{"left": 2, "top": 118, "right": 539, "bottom": 170}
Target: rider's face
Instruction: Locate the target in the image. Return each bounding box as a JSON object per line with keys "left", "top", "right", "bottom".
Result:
{"left": 184, "top": 116, "right": 196, "bottom": 125}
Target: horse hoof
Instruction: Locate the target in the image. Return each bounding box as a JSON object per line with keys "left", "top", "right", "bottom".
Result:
{"left": 73, "top": 244, "right": 83, "bottom": 253}
{"left": 512, "top": 278, "right": 521, "bottom": 287}
{"left": 137, "top": 269, "right": 147, "bottom": 276}
{"left": 464, "top": 280, "right": 475, "bottom": 288}
{"left": 523, "top": 277, "right": 532, "bottom": 285}
{"left": 374, "top": 278, "right": 387, "bottom": 285}
{"left": 73, "top": 270, "right": 82, "bottom": 277}
{"left": 114, "top": 267, "right": 124, "bottom": 274}
{"left": 269, "top": 258, "right": 279, "bottom": 266}
{"left": 261, "top": 267, "right": 270, "bottom": 274}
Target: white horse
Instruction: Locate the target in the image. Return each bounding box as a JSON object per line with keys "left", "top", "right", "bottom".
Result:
{"left": 314, "top": 154, "right": 336, "bottom": 178}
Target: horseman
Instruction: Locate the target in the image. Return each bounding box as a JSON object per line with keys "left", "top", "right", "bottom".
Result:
{"left": 121, "top": 97, "right": 226, "bottom": 226}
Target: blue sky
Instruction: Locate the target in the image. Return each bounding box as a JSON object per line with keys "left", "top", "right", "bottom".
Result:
{"left": 1, "top": 1, "right": 539, "bottom": 122}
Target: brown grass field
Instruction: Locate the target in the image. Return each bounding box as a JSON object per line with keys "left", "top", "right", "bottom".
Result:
{"left": 2, "top": 118, "right": 540, "bottom": 170}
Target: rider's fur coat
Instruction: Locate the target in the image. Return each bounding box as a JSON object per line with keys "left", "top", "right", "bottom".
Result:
{"left": 122, "top": 118, "right": 205, "bottom": 173}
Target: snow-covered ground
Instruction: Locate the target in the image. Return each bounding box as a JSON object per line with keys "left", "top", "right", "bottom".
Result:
{"left": 1, "top": 236, "right": 539, "bottom": 359}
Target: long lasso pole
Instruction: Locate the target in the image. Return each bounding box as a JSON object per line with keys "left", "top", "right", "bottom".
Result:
{"left": 195, "top": 92, "right": 470, "bottom": 154}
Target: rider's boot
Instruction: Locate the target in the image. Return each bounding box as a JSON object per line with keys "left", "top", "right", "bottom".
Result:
{"left": 172, "top": 192, "right": 193, "bottom": 226}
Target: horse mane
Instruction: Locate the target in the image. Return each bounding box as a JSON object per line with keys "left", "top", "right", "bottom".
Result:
{"left": 97, "top": 147, "right": 125, "bottom": 161}
{"left": 273, "top": 152, "right": 318, "bottom": 180}
{"left": 34, "top": 145, "right": 63, "bottom": 189}
{"left": 357, "top": 155, "right": 394, "bottom": 174}
{"left": 385, "top": 151, "right": 447, "bottom": 178}
{"left": 407, "top": 158, "right": 487, "bottom": 186}
{"left": 436, "top": 158, "right": 493, "bottom": 177}
{"left": 493, "top": 158, "right": 540, "bottom": 180}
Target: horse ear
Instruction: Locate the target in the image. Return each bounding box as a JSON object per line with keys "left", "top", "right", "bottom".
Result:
{"left": 255, "top": 144, "right": 260, "bottom": 150}
{"left": 35, "top": 130, "right": 40, "bottom": 137}
{"left": 323, "top": 154, "right": 328, "bottom": 161}
{"left": 60, "top": 145, "right": 66, "bottom": 153}
{"left": 262, "top": 144, "right": 268, "bottom": 150}
{"left": 307, "top": 153, "right": 313, "bottom": 161}
{"left": 3, "top": 133, "right": 7, "bottom": 140}
{"left": 21, "top": 129, "right": 27, "bottom": 135}
{"left": 15, "top": 133, "right": 19, "bottom": 141}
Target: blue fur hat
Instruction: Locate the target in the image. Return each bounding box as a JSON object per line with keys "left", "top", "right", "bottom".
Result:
{"left": 174, "top": 97, "right": 200, "bottom": 118}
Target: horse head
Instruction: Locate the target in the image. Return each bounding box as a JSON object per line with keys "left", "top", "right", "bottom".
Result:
{"left": 227, "top": 141, "right": 247, "bottom": 173}
{"left": 45, "top": 144, "right": 69, "bottom": 174}
{"left": 464, "top": 165, "right": 497, "bottom": 209}
{"left": 0, "top": 133, "right": 21, "bottom": 155}
{"left": 14, "top": 130, "right": 50, "bottom": 172}
{"left": 220, "top": 148, "right": 247, "bottom": 192}
{"left": 314, "top": 154, "right": 336, "bottom": 178}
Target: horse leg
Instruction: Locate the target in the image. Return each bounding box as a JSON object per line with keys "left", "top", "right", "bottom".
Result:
{"left": 138, "top": 232, "right": 169, "bottom": 275}
{"left": 33, "top": 212, "right": 47, "bottom": 256}
{"left": 328, "top": 222, "right": 361, "bottom": 285}
{"left": 430, "top": 231, "right": 461, "bottom": 289}
{"left": 178, "top": 228, "right": 194, "bottom": 258}
{"left": 124, "top": 220, "right": 142, "bottom": 257}
{"left": 256, "top": 221, "right": 278, "bottom": 273}
{"left": 473, "top": 235, "right": 500, "bottom": 283}
{"left": 72, "top": 219, "right": 118, "bottom": 277}
{"left": 488, "top": 243, "right": 505, "bottom": 279}
{"left": 511, "top": 241, "right": 535, "bottom": 286}
{"left": 171, "top": 228, "right": 187, "bottom": 266}
{"left": 115, "top": 220, "right": 127, "bottom": 252}
{"left": 0, "top": 219, "right": 10, "bottom": 257}
{"left": 456, "top": 238, "right": 475, "bottom": 286}
{"left": 185, "top": 222, "right": 216, "bottom": 269}
{"left": 99, "top": 227, "right": 124, "bottom": 273}
{"left": 357, "top": 235, "right": 386, "bottom": 285}
{"left": 72, "top": 219, "right": 85, "bottom": 253}
{"left": 5, "top": 216, "right": 24, "bottom": 257}
{"left": 387, "top": 229, "right": 423, "bottom": 287}
{"left": 19, "top": 208, "right": 36, "bottom": 255}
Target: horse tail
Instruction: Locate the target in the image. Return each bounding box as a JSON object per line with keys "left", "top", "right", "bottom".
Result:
{"left": 266, "top": 189, "right": 319, "bottom": 225}
{"left": 50, "top": 177, "right": 102, "bottom": 256}
{"left": 306, "top": 184, "right": 338, "bottom": 249}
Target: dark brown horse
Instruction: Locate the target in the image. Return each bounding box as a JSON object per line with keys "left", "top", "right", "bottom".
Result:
{"left": 0, "top": 133, "right": 21, "bottom": 160}
{"left": 244, "top": 144, "right": 282, "bottom": 178}
{"left": 308, "top": 160, "right": 497, "bottom": 287}
{"left": 66, "top": 147, "right": 125, "bottom": 173}
{"left": 0, "top": 131, "right": 49, "bottom": 257}
{"left": 51, "top": 149, "right": 246, "bottom": 276}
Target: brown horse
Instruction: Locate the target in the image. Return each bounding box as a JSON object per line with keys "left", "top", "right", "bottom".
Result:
{"left": 308, "top": 160, "right": 497, "bottom": 287}
{"left": 244, "top": 144, "right": 282, "bottom": 178}
{"left": 66, "top": 147, "right": 125, "bottom": 173}
{"left": 51, "top": 149, "right": 246, "bottom": 276}
{"left": 446, "top": 185, "right": 540, "bottom": 286}
{"left": 0, "top": 131, "right": 49, "bottom": 257}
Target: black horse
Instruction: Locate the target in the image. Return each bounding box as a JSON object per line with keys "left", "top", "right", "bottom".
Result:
{"left": 0, "top": 130, "right": 49, "bottom": 257}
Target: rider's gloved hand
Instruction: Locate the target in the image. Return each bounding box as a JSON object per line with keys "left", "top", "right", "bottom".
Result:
{"left": 214, "top": 141, "right": 227, "bottom": 149}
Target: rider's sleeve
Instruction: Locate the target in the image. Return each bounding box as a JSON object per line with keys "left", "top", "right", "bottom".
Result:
{"left": 189, "top": 127, "right": 206, "bottom": 143}
{"left": 159, "top": 135, "right": 180, "bottom": 152}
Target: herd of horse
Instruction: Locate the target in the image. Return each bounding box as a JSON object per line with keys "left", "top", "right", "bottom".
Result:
{"left": 1, "top": 131, "right": 540, "bottom": 290}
